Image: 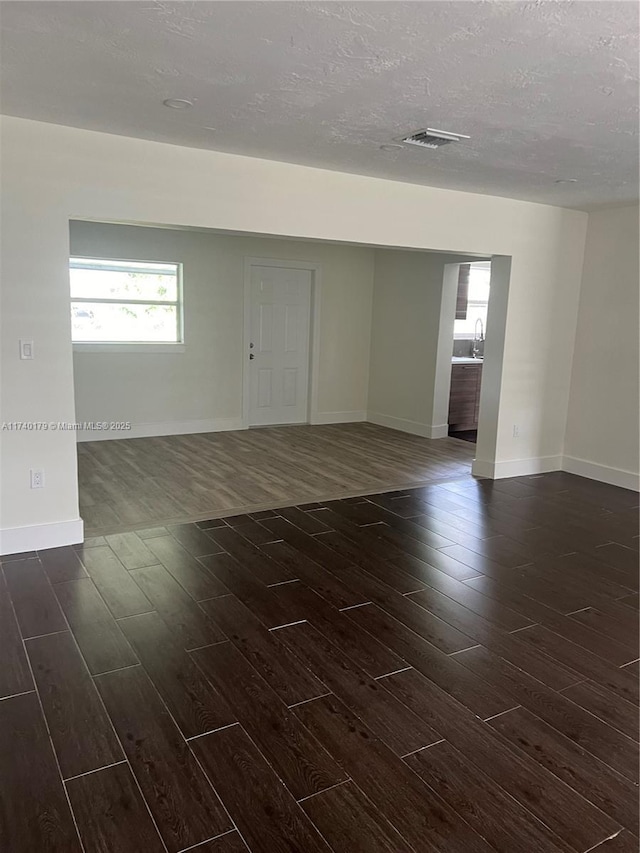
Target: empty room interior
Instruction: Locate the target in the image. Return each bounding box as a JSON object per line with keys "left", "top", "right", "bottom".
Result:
{"left": 0, "top": 2, "right": 638, "bottom": 853}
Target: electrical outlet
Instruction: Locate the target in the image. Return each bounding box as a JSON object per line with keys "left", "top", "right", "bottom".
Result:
{"left": 512, "top": 424, "right": 520, "bottom": 438}
{"left": 20, "top": 340, "right": 34, "bottom": 360}
{"left": 30, "top": 469, "right": 44, "bottom": 489}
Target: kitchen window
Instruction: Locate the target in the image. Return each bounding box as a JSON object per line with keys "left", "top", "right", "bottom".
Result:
{"left": 454, "top": 262, "right": 490, "bottom": 339}
{"left": 70, "top": 257, "right": 183, "bottom": 346}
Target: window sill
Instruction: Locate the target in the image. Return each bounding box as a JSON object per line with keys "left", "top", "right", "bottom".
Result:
{"left": 73, "top": 343, "right": 186, "bottom": 354}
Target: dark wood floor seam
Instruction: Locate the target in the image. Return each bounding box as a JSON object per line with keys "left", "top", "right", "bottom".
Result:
{"left": 63, "top": 759, "right": 128, "bottom": 783}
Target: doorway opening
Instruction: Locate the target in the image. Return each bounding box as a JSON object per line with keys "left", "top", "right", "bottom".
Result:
{"left": 448, "top": 261, "right": 491, "bottom": 444}
{"left": 68, "top": 219, "right": 510, "bottom": 536}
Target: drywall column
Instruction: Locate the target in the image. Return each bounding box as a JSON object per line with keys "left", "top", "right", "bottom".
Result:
{"left": 431, "top": 263, "right": 461, "bottom": 437}
{"left": 472, "top": 256, "right": 511, "bottom": 477}
{"left": 563, "top": 205, "right": 639, "bottom": 490}
{"left": 0, "top": 194, "right": 82, "bottom": 552}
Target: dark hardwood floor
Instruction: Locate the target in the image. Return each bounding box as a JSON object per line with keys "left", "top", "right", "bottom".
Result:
{"left": 1, "top": 471, "right": 638, "bottom": 852}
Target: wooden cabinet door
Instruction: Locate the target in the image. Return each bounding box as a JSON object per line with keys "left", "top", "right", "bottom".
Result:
{"left": 448, "top": 365, "right": 481, "bottom": 429}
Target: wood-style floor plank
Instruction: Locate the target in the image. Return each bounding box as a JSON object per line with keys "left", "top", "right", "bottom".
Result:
{"left": 277, "top": 621, "right": 441, "bottom": 756}
{"left": 199, "top": 594, "right": 328, "bottom": 706}
{"left": 38, "top": 546, "right": 88, "bottom": 584}
{"left": 167, "top": 522, "right": 226, "bottom": 557}
{"left": 25, "top": 631, "right": 123, "bottom": 779}
{"left": 301, "top": 780, "right": 414, "bottom": 853}
{"left": 314, "top": 528, "right": 429, "bottom": 595}
{"left": 390, "top": 556, "right": 532, "bottom": 632}
{"left": 273, "top": 582, "right": 408, "bottom": 679}
{"left": 0, "top": 692, "right": 82, "bottom": 852}
{"left": 80, "top": 546, "right": 154, "bottom": 618}
{"left": 129, "top": 564, "right": 225, "bottom": 650}
{"left": 522, "top": 553, "right": 635, "bottom": 605}
{"left": 370, "top": 523, "right": 484, "bottom": 581}
{"left": 145, "top": 534, "right": 228, "bottom": 600}
{"left": 590, "top": 831, "right": 640, "bottom": 852}
{"left": 568, "top": 604, "right": 639, "bottom": 650}
{"left": 258, "top": 538, "right": 366, "bottom": 609}
{"left": 65, "top": 762, "right": 165, "bottom": 852}
{"left": 278, "top": 505, "right": 334, "bottom": 535}
{"left": 346, "top": 601, "right": 515, "bottom": 719}
{"left": 560, "top": 679, "right": 640, "bottom": 741}
{"left": 191, "top": 724, "right": 332, "bottom": 853}
{"left": 0, "top": 569, "right": 33, "bottom": 698}
{"left": 119, "top": 611, "right": 235, "bottom": 738}
{"left": 206, "top": 526, "right": 293, "bottom": 586}
{"left": 53, "top": 577, "right": 138, "bottom": 675}
{"left": 197, "top": 552, "right": 303, "bottom": 629}
{"left": 192, "top": 833, "right": 250, "bottom": 852}
{"left": 104, "top": 532, "right": 158, "bottom": 570}
{"left": 191, "top": 641, "right": 345, "bottom": 799}
{"left": 232, "top": 518, "right": 283, "bottom": 546}
{"left": 512, "top": 624, "right": 639, "bottom": 705}
{"left": 96, "top": 665, "right": 231, "bottom": 852}
{"left": 295, "top": 694, "right": 494, "bottom": 853}
{"left": 406, "top": 739, "right": 571, "bottom": 853}
{"left": 455, "top": 644, "right": 640, "bottom": 782}
{"left": 3, "top": 558, "right": 68, "bottom": 638}
{"left": 382, "top": 667, "right": 621, "bottom": 851}
{"left": 317, "top": 554, "right": 477, "bottom": 655}
{"left": 489, "top": 706, "right": 640, "bottom": 833}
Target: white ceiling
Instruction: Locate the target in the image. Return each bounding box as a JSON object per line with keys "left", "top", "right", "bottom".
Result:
{"left": 1, "top": 1, "right": 638, "bottom": 210}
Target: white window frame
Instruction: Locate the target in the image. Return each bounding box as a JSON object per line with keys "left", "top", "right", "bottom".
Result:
{"left": 70, "top": 256, "right": 185, "bottom": 352}
{"left": 453, "top": 262, "right": 490, "bottom": 340}
{"left": 453, "top": 298, "right": 490, "bottom": 339}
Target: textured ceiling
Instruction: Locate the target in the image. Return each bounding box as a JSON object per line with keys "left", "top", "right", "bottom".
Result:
{"left": 1, "top": 1, "right": 638, "bottom": 209}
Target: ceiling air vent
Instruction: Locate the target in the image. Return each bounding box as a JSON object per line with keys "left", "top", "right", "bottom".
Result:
{"left": 400, "top": 128, "right": 470, "bottom": 149}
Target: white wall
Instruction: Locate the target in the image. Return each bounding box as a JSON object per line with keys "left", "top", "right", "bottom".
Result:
{"left": 0, "top": 116, "right": 588, "bottom": 552}
{"left": 367, "top": 250, "right": 478, "bottom": 437}
{"left": 564, "top": 205, "right": 640, "bottom": 489}
{"left": 70, "top": 221, "right": 374, "bottom": 437}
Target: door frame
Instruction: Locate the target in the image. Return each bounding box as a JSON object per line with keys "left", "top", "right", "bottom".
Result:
{"left": 242, "top": 257, "right": 322, "bottom": 429}
{"left": 431, "top": 255, "right": 512, "bottom": 477}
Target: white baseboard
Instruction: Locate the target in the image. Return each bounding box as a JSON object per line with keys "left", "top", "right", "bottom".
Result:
{"left": 562, "top": 455, "right": 640, "bottom": 492}
{"left": 76, "top": 417, "right": 244, "bottom": 442}
{"left": 472, "top": 455, "right": 563, "bottom": 479}
{"left": 0, "top": 517, "right": 84, "bottom": 556}
{"left": 311, "top": 411, "right": 367, "bottom": 425}
{"left": 429, "top": 423, "right": 450, "bottom": 439}
{"left": 367, "top": 412, "right": 445, "bottom": 439}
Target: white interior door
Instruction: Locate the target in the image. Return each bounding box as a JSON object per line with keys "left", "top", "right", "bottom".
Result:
{"left": 248, "top": 264, "right": 312, "bottom": 426}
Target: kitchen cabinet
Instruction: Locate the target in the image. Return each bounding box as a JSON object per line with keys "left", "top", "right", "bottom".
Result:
{"left": 448, "top": 362, "right": 482, "bottom": 431}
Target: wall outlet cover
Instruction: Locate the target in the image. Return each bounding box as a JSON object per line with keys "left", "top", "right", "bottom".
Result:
{"left": 30, "top": 469, "right": 45, "bottom": 489}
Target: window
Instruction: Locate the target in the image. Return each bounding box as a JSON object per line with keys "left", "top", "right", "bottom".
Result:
{"left": 70, "top": 257, "right": 182, "bottom": 344}
{"left": 453, "top": 262, "right": 490, "bottom": 339}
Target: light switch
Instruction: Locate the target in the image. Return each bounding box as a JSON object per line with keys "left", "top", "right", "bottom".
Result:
{"left": 19, "top": 340, "right": 34, "bottom": 360}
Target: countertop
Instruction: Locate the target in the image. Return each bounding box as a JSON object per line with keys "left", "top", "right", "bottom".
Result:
{"left": 451, "top": 356, "right": 483, "bottom": 365}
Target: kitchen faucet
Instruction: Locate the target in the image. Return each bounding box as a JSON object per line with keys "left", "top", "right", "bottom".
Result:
{"left": 472, "top": 317, "right": 484, "bottom": 358}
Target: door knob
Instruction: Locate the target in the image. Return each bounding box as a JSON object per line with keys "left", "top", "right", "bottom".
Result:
{"left": 249, "top": 353, "right": 255, "bottom": 360}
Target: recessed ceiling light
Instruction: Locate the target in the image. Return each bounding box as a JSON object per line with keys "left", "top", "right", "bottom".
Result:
{"left": 380, "top": 144, "right": 403, "bottom": 151}
{"left": 162, "top": 98, "right": 194, "bottom": 110}
{"left": 554, "top": 178, "right": 578, "bottom": 184}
